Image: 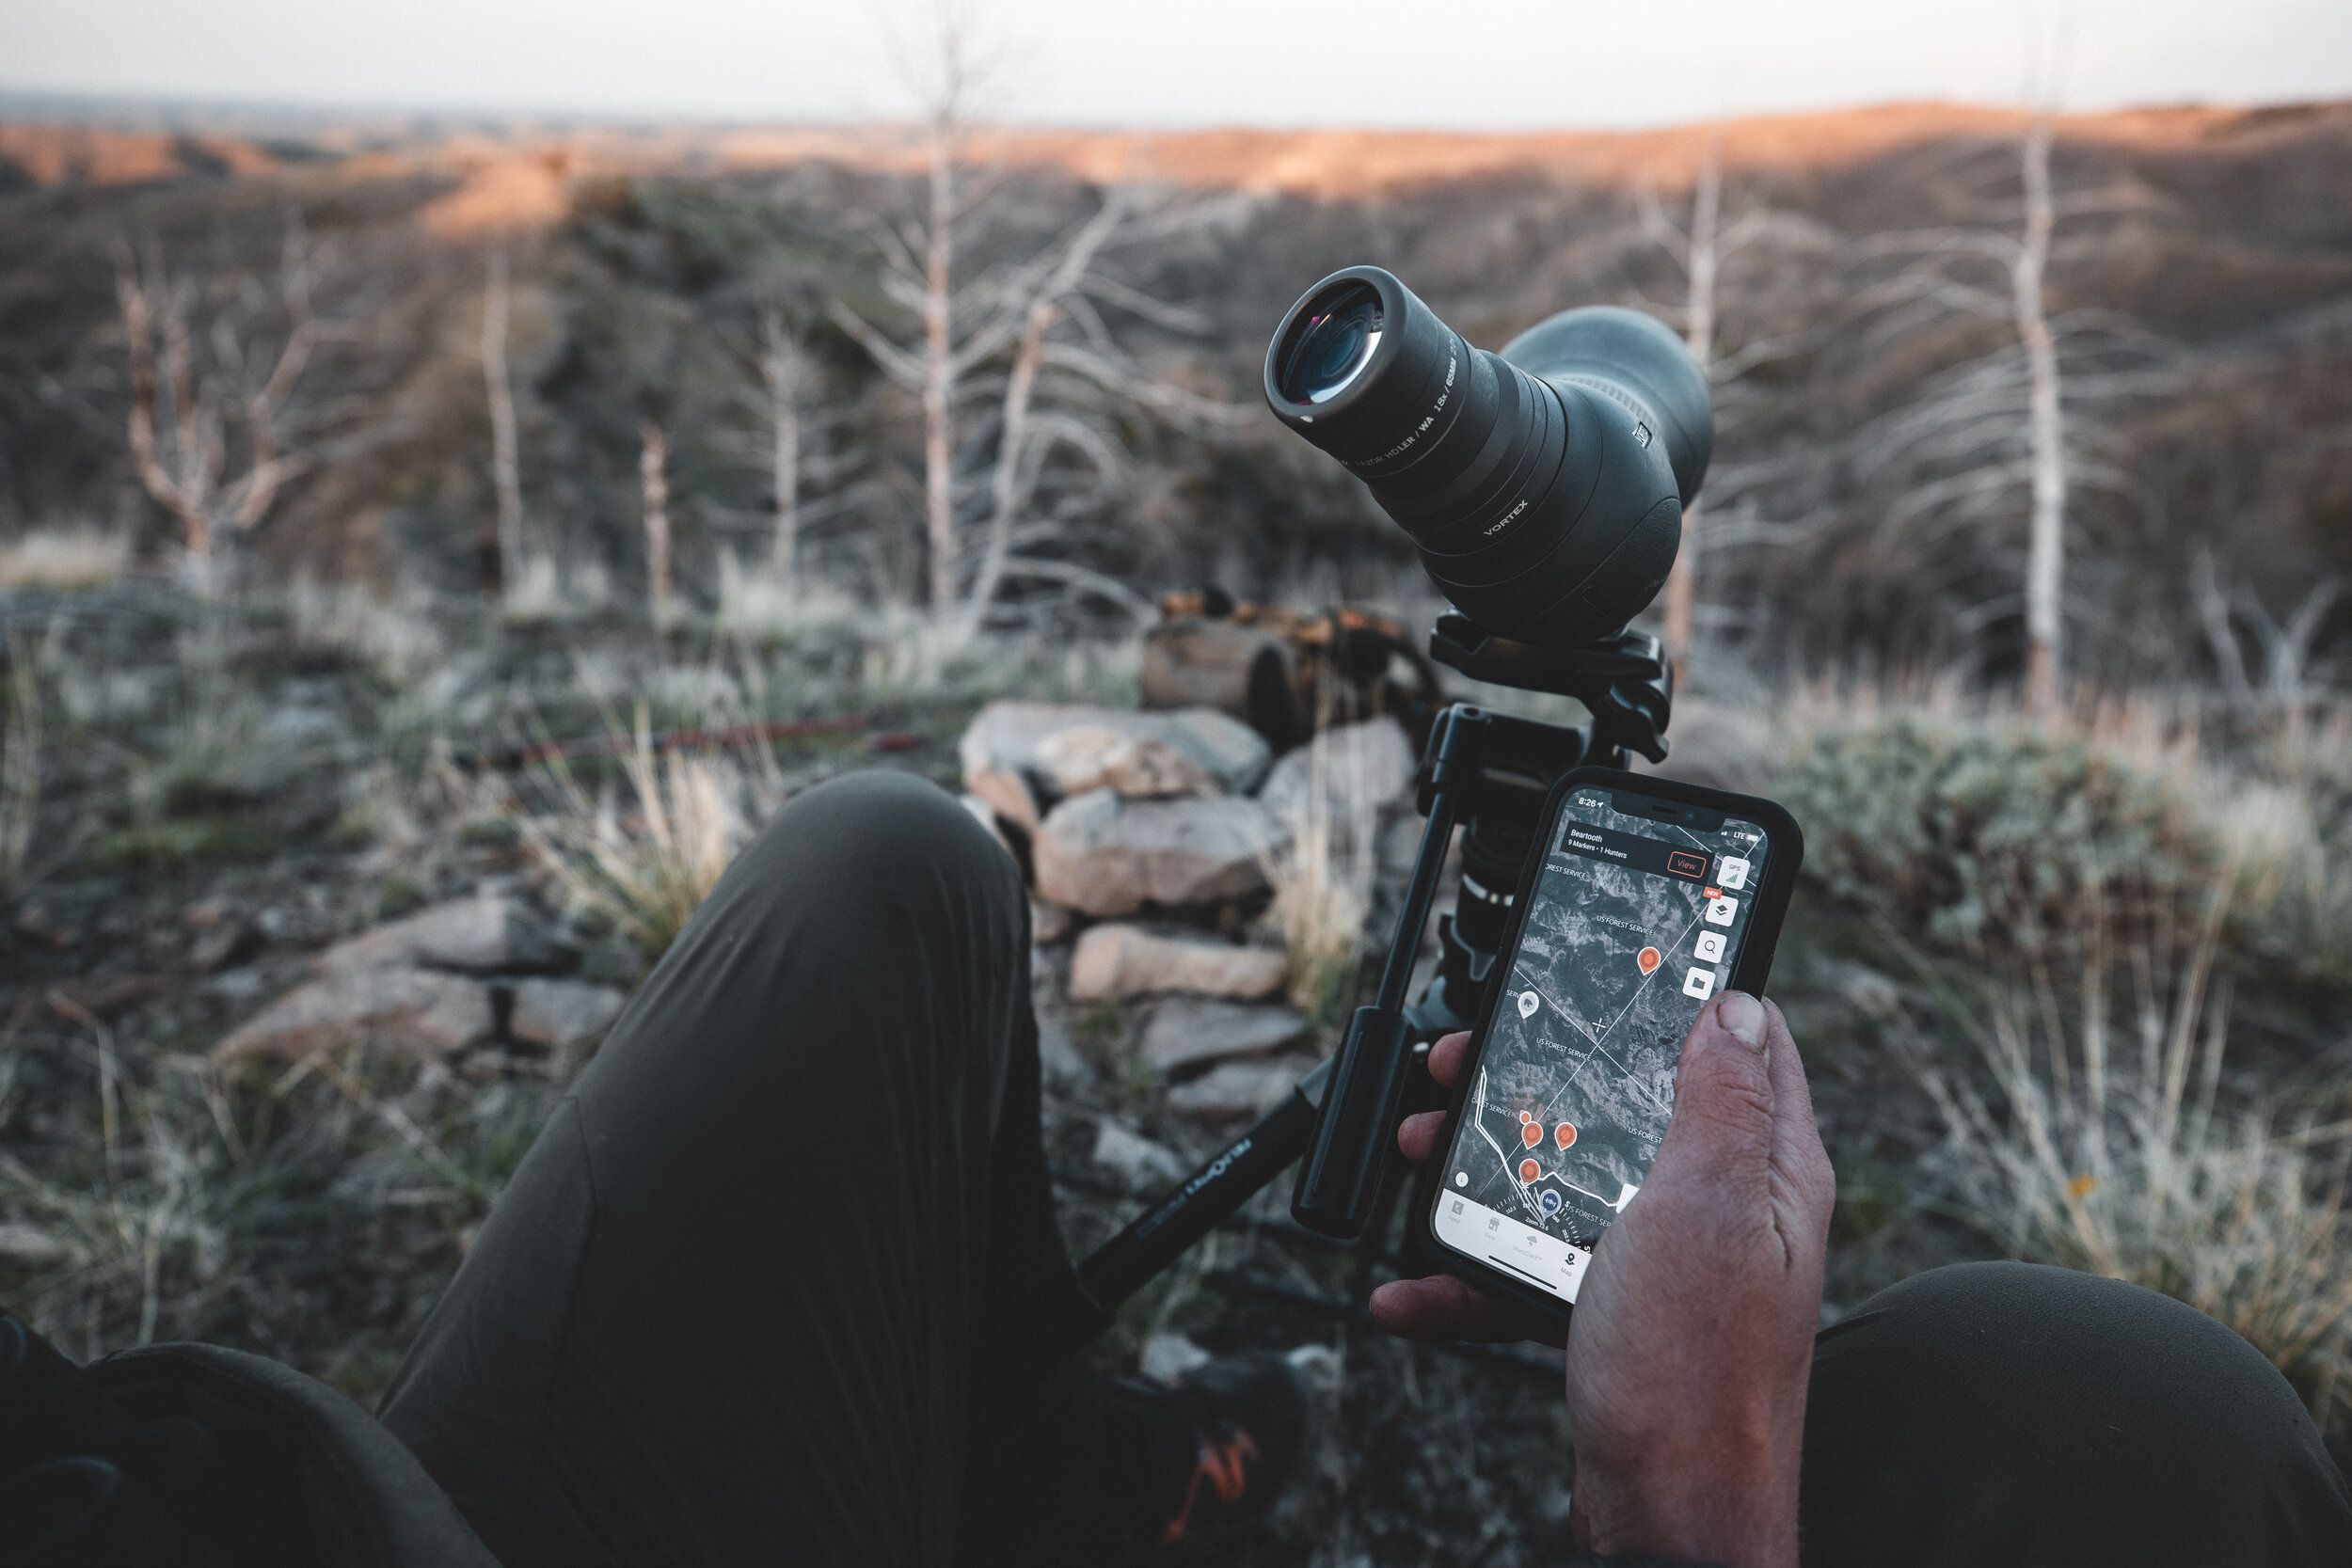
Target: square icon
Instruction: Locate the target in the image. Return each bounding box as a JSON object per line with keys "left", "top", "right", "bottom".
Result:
{"left": 1693, "top": 930, "right": 1726, "bottom": 963}
{"left": 1717, "top": 856, "right": 1751, "bottom": 891}
{"left": 1705, "top": 895, "right": 1739, "bottom": 927}
{"left": 1683, "top": 966, "right": 1717, "bottom": 1000}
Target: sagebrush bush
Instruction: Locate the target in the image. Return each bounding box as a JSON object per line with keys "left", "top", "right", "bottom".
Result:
{"left": 1781, "top": 714, "right": 2217, "bottom": 953}
{"left": 1911, "top": 925, "right": 2352, "bottom": 1435}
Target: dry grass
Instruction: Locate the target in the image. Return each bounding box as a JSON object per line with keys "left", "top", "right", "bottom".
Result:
{"left": 287, "top": 576, "right": 440, "bottom": 684}
{"left": 1909, "top": 903, "right": 2352, "bottom": 1433}
{"left": 515, "top": 704, "right": 786, "bottom": 956}
{"left": 1262, "top": 721, "right": 1385, "bottom": 1029}
{"left": 714, "top": 551, "right": 867, "bottom": 644}
{"left": 0, "top": 526, "right": 132, "bottom": 592}
{"left": 500, "top": 556, "right": 612, "bottom": 627}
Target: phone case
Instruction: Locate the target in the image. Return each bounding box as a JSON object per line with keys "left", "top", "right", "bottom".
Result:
{"left": 1408, "top": 765, "right": 1806, "bottom": 1328}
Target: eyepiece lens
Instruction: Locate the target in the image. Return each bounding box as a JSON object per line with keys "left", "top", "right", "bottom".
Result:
{"left": 1277, "top": 282, "right": 1384, "bottom": 404}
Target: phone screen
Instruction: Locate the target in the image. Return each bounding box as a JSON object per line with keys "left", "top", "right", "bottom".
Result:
{"left": 1431, "top": 784, "right": 1773, "bottom": 1304}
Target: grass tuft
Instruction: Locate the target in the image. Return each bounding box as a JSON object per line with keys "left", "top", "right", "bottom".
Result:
{"left": 1909, "top": 905, "right": 2352, "bottom": 1434}
{"left": 0, "top": 527, "right": 132, "bottom": 592}
{"left": 515, "top": 704, "right": 785, "bottom": 956}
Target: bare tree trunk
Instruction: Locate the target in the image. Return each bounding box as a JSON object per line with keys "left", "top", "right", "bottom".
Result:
{"left": 759, "top": 308, "right": 803, "bottom": 584}
{"left": 920, "top": 124, "right": 958, "bottom": 610}
{"left": 639, "top": 420, "right": 673, "bottom": 620}
{"left": 1661, "top": 139, "right": 1722, "bottom": 672}
{"left": 483, "top": 250, "right": 527, "bottom": 594}
{"left": 2015, "top": 116, "right": 2067, "bottom": 717}
{"left": 962, "top": 300, "right": 1051, "bottom": 636}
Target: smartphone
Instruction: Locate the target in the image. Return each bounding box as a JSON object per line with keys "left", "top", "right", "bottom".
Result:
{"left": 1418, "top": 766, "right": 1803, "bottom": 1323}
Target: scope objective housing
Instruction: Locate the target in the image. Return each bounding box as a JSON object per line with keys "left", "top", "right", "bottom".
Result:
{"left": 1263, "top": 266, "right": 1712, "bottom": 647}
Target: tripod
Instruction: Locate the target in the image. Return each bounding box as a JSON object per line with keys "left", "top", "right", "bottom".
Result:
{"left": 1072, "top": 613, "right": 1673, "bottom": 1331}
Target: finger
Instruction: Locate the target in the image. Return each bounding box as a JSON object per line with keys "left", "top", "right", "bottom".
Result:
{"left": 1398, "top": 1108, "right": 1448, "bottom": 1163}
{"left": 1649, "top": 990, "right": 1776, "bottom": 1189}
{"left": 1426, "top": 1031, "right": 1471, "bottom": 1087}
{"left": 1369, "top": 1275, "right": 1567, "bottom": 1347}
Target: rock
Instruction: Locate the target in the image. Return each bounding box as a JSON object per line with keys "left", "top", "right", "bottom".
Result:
{"left": 1091, "top": 1119, "right": 1185, "bottom": 1184}
{"left": 1069, "top": 923, "right": 1287, "bottom": 1002}
{"left": 1139, "top": 1333, "right": 1213, "bottom": 1384}
{"left": 316, "top": 896, "right": 573, "bottom": 976}
{"left": 1258, "top": 717, "right": 1418, "bottom": 841}
{"left": 214, "top": 967, "right": 496, "bottom": 1063}
{"left": 1030, "top": 899, "right": 1077, "bottom": 946}
{"left": 1165, "top": 1054, "right": 1309, "bottom": 1121}
{"left": 509, "top": 977, "right": 628, "bottom": 1048}
{"left": 1136, "top": 998, "right": 1309, "bottom": 1073}
{"left": 1032, "top": 791, "right": 1283, "bottom": 917}
{"left": 1038, "top": 724, "right": 1219, "bottom": 800}
{"left": 959, "top": 701, "right": 1272, "bottom": 832}
{"left": 1036, "top": 1009, "right": 1089, "bottom": 1087}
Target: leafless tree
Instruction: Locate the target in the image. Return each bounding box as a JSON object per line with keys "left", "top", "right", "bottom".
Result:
{"left": 1630, "top": 137, "right": 1834, "bottom": 669}
{"left": 2194, "top": 549, "right": 2342, "bottom": 717}
{"left": 1848, "top": 105, "right": 2172, "bottom": 708}
{"left": 758, "top": 307, "right": 805, "bottom": 581}
{"left": 482, "top": 249, "right": 529, "bottom": 592}
{"left": 639, "top": 419, "right": 673, "bottom": 620}
{"left": 832, "top": 2, "right": 1241, "bottom": 632}
{"left": 113, "top": 219, "right": 361, "bottom": 591}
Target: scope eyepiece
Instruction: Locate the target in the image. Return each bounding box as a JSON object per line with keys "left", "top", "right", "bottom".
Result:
{"left": 1264, "top": 266, "right": 1713, "bottom": 647}
{"left": 1275, "top": 280, "right": 1385, "bottom": 405}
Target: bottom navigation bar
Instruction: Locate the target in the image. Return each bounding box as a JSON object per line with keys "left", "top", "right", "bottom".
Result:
{"left": 1435, "top": 1190, "right": 1592, "bottom": 1303}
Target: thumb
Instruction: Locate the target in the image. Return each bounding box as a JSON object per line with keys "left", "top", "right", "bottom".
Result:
{"left": 1650, "top": 991, "right": 1777, "bottom": 1186}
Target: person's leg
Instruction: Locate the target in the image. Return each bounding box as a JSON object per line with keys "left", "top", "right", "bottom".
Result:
{"left": 1800, "top": 1260, "right": 2352, "bottom": 1568}
{"left": 379, "top": 770, "right": 1112, "bottom": 1566}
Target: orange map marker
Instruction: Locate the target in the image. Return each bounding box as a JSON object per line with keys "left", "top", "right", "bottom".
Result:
{"left": 1518, "top": 1157, "right": 1540, "bottom": 1183}
{"left": 1555, "top": 1121, "right": 1577, "bottom": 1149}
{"left": 1521, "top": 1121, "right": 1543, "bottom": 1148}
{"left": 1637, "top": 946, "right": 1661, "bottom": 974}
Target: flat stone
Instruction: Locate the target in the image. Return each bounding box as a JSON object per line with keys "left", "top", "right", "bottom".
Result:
{"left": 1165, "top": 1054, "right": 1309, "bottom": 1121}
{"left": 1037, "top": 724, "right": 1219, "bottom": 800}
{"left": 214, "top": 966, "right": 496, "bottom": 1063}
{"left": 509, "top": 977, "right": 628, "bottom": 1048}
{"left": 1136, "top": 998, "right": 1309, "bottom": 1073}
{"left": 1138, "top": 1333, "right": 1213, "bottom": 1383}
{"left": 1258, "top": 717, "right": 1418, "bottom": 842}
{"left": 316, "top": 896, "right": 574, "bottom": 976}
{"left": 1030, "top": 899, "right": 1077, "bottom": 946}
{"left": 1032, "top": 791, "right": 1283, "bottom": 918}
{"left": 1069, "top": 923, "right": 1287, "bottom": 1002}
{"left": 1036, "top": 1010, "right": 1089, "bottom": 1087}
{"left": 1091, "top": 1119, "right": 1185, "bottom": 1184}
{"left": 959, "top": 702, "right": 1272, "bottom": 832}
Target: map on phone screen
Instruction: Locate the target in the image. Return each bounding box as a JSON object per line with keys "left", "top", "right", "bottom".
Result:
{"left": 1433, "top": 787, "right": 1772, "bottom": 1303}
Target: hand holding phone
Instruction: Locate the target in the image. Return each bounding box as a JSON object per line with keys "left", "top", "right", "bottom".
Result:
{"left": 1379, "top": 996, "right": 1834, "bottom": 1568}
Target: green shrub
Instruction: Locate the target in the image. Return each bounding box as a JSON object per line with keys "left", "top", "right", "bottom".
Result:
{"left": 1780, "top": 714, "right": 2218, "bottom": 953}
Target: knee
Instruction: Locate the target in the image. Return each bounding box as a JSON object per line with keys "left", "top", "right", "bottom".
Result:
{"left": 709, "top": 768, "right": 1025, "bottom": 936}
{"left": 1804, "top": 1261, "right": 2345, "bottom": 1559}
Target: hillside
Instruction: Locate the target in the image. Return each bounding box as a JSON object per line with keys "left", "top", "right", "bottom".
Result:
{"left": 3, "top": 100, "right": 2349, "bottom": 675}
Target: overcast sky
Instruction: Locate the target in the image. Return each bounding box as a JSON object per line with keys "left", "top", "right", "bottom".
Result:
{"left": 4, "top": 0, "right": 2347, "bottom": 129}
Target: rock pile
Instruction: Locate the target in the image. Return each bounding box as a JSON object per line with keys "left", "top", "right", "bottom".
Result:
{"left": 214, "top": 895, "right": 628, "bottom": 1064}
{"left": 961, "top": 700, "right": 1419, "bottom": 1127}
